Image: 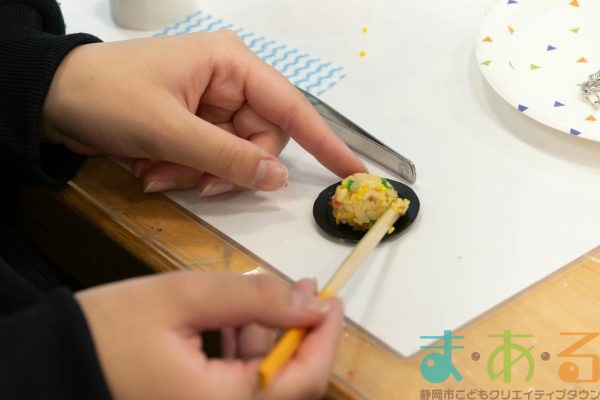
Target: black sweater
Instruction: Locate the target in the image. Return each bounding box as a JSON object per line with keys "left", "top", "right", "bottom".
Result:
{"left": 0, "top": 0, "right": 111, "bottom": 398}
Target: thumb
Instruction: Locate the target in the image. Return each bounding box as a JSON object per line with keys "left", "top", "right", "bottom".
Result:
{"left": 163, "top": 272, "right": 330, "bottom": 331}
{"left": 159, "top": 108, "right": 288, "bottom": 191}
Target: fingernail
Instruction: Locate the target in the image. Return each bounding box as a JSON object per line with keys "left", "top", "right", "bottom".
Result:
{"left": 199, "top": 182, "right": 234, "bottom": 197}
{"left": 295, "top": 277, "right": 317, "bottom": 294}
{"left": 253, "top": 159, "right": 288, "bottom": 190}
{"left": 144, "top": 180, "right": 176, "bottom": 193}
{"left": 292, "top": 290, "right": 330, "bottom": 314}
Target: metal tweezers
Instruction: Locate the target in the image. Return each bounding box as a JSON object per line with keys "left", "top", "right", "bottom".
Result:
{"left": 300, "top": 88, "right": 417, "bottom": 184}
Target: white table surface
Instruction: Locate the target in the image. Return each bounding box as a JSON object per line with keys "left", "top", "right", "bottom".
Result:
{"left": 61, "top": 0, "right": 600, "bottom": 356}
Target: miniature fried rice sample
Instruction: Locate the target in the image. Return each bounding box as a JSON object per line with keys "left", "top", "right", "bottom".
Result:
{"left": 331, "top": 173, "right": 410, "bottom": 233}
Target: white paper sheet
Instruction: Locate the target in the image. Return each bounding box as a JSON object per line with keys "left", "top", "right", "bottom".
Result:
{"left": 63, "top": 0, "right": 600, "bottom": 356}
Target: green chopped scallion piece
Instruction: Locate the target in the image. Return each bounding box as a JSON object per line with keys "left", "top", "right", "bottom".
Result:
{"left": 381, "top": 178, "right": 391, "bottom": 189}
{"left": 346, "top": 179, "right": 354, "bottom": 189}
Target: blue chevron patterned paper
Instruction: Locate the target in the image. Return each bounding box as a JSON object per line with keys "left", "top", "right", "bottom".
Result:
{"left": 155, "top": 10, "right": 345, "bottom": 96}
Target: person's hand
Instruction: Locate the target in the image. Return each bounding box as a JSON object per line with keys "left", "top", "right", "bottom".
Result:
{"left": 76, "top": 272, "right": 343, "bottom": 400}
{"left": 42, "top": 31, "right": 366, "bottom": 196}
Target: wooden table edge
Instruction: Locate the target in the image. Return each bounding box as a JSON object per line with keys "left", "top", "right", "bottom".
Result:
{"left": 18, "top": 156, "right": 600, "bottom": 399}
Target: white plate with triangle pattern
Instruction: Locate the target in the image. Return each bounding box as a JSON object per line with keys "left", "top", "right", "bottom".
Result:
{"left": 476, "top": 0, "right": 600, "bottom": 141}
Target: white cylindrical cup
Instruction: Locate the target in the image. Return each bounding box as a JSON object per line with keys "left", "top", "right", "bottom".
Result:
{"left": 110, "top": 0, "right": 196, "bottom": 30}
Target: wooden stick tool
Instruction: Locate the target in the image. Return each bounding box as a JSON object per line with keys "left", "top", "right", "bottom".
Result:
{"left": 258, "top": 205, "right": 403, "bottom": 389}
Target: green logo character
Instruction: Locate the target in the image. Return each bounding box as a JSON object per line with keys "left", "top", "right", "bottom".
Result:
{"left": 487, "top": 330, "right": 535, "bottom": 383}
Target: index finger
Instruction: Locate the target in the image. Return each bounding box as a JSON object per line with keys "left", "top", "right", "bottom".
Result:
{"left": 263, "top": 298, "right": 344, "bottom": 399}
{"left": 243, "top": 55, "right": 367, "bottom": 178}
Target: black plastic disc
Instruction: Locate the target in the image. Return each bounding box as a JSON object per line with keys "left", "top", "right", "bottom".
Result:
{"left": 312, "top": 179, "right": 420, "bottom": 243}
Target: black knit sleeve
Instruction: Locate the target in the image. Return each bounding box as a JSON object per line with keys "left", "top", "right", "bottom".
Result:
{"left": 0, "top": 286, "right": 112, "bottom": 399}
{"left": 0, "top": 0, "right": 101, "bottom": 185}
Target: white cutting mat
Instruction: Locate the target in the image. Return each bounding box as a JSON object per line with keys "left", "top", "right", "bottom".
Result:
{"left": 62, "top": 0, "right": 600, "bottom": 356}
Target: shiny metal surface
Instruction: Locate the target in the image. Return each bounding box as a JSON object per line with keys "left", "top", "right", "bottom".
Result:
{"left": 300, "top": 88, "right": 417, "bottom": 184}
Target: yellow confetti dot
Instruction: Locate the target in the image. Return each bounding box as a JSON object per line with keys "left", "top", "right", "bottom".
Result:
{"left": 586, "top": 115, "right": 596, "bottom": 121}
{"left": 359, "top": 51, "right": 366, "bottom": 58}
{"left": 362, "top": 26, "right": 368, "bottom": 33}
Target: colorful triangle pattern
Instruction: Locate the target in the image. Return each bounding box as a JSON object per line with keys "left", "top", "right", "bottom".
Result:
{"left": 480, "top": 2, "right": 596, "bottom": 140}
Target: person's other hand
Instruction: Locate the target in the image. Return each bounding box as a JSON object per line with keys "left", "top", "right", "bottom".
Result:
{"left": 42, "top": 31, "right": 366, "bottom": 196}
{"left": 76, "top": 272, "right": 343, "bottom": 400}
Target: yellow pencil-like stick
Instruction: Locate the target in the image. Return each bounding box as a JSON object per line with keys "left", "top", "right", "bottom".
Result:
{"left": 258, "top": 205, "right": 403, "bottom": 389}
